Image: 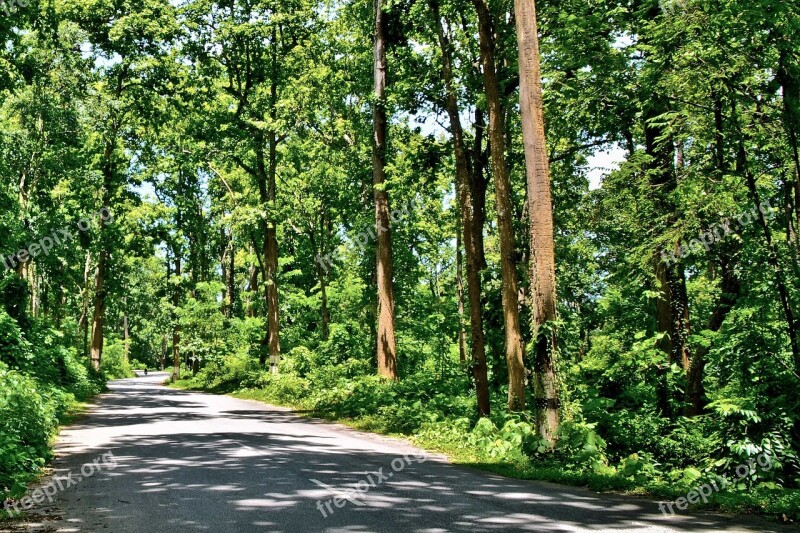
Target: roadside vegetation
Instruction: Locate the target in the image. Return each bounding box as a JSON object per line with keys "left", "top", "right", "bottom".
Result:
{"left": 0, "top": 278, "right": 111, "bottom": 518}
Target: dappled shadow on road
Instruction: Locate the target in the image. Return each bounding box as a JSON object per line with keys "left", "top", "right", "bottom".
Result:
{"left": 42, "top": 377, "right": 790, "bottom": 533}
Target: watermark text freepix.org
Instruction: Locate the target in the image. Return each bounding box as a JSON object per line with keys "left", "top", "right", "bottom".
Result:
{"left": 659, "top": 452, "right": 773, "bottom": 516}
{"left": 0, "top": 0, "right": 29, "bottom": 16}
{"left": 315, "top": 198, "right": 421, "bottom": 274}
{"left": 2, "top": 208, "right": 114, "bottom": 272}
{"left": 661, "top": 200, "right": 774, "bottom": 265}
{"left": 3, "top": 451, "right": 117, "bottom": 517}
{"left": 312, "top": 453, "right": 426, "bottom": 517}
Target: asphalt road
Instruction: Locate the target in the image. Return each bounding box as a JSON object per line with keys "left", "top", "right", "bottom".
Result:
{"left": 5, "top": 373, "right": 797, "bottom": 532}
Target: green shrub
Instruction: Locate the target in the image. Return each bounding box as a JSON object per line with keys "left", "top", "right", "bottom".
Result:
{"left": 0, "top": 364, "right": 58, "bottom": 496}
{"left": 101, "top": 340, "right": 134, "bottom": 379}
{"left": 0, "top": 311, "right": 32, "bottom": 372}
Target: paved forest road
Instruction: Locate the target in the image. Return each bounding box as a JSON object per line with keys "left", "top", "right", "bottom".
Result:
{"left": 5, "top": 374, "right": 797, "bottom": 533}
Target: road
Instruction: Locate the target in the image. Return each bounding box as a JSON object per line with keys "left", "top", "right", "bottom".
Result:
{"left": 4, "top": 373, "right": 796, "bottom": 532}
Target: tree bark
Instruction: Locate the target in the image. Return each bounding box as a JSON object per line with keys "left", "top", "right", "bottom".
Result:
{"left": 221, "top": 227, "right": 233, "bottom": 317}
{"left": 265, "top": 127, "right": 281, "bottom": 373}
{"left": 247, "top": 249, "right": 259, "bottom": 318}
{"left": 89, "top": 62, "right": 125, "bottom": 372}
{"left": 474, "top": 0, "right": 526, "bottom": 411}
{"left": 90, "top": 142, "right": 115, "bottom": 372}
{"left": 470, "top": 108, "right": 488, "bottom": 272}
{"left": 89, "top": 249, "right": 105, "bottom": 372}
{"left": 227, "top": 228, "right": 235, "bottom": 317}
{"left": 172, "top": 253, "right": 181, "bottom": 381}
{"left": 78, "top": 252, "right": 92, "bottom": 359}
{"left": 515, "top": 0, "right": 560, "bottom": 443}
{"left": 254, "top": 122, "right": 282, "bottom": 372}
{"left": 373, "top": 0, "right": 398, "bottom": 380}
{"left": 430, "top": 0, "right": 490, "bottom": 413}
{"left": 123, "top": 303, "right": 130, "bottom": 365}
{"left": 456, "top": 225, "right": 467, "bottom": 367}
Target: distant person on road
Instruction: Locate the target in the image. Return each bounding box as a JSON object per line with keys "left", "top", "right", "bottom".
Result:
{"left": 144, "top": 367, "right": 148, "bottom": 376}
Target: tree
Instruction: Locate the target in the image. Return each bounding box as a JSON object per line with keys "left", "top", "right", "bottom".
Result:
{"left": 473, "top": 0, "right": 526, "bottom": 410}
{"left": 429, "top": 0, "right": 490, "bottom": 414}
{"left": 373, "top": 0, "right": 398, "bottom": 380}
{"left": 67, "top": 0, "right": 179, "bottom": 370}
{"left": 514, "top": 0, "right": 559, "bottom": 442}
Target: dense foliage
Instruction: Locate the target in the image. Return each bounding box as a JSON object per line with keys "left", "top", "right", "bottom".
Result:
{"left": 0, "top": 280, "right": 104, "bottom": 504}
{"left": 2, "top": 0, "right": 800, "bottom": 520}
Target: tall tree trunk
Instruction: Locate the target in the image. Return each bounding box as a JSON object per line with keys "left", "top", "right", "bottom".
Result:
{"left": 172, "top": 253, "right": 181, "bottom": 380}
{"left": 684, "top": 101, "right": 738, "bottom": 416}
{"left": 29, "top": 264, "right": 38, "bottom": 318}
{"left": 78, "top": 253, "right": 91, "bottom": 358}
{"left": 431, "top": 0, "right": 489, "bottom": 413}
{"left": 373, "top": 0, "right": 398, "bottom": 380}
{"left": 515, "top": 0, "right": 560, "bottom": 443}
{"left": 255, "top": 123, "right": 282, "bottom": 372}
{"left": 161, "top": 334, "right": 167, "bottom": 371}
{"left": 474, "top": 0, "right": 526, "bottom": 410}
{"left": 266, "top": 127, "right": 281, "bottom": 373}
{"left": 90, "top": 132, "right": 118, "bottom": 372}
{"left": 221, "top": 228, "right": 231, "bottom": 316}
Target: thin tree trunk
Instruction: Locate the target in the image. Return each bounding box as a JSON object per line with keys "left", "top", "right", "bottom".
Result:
{"left": 456, "top": 224, "right": 467, "bottom": 367}
{"left": 227, "top": 229, "right": 235, "bottom": 317}
{"left": 89, "top": 58, "right": 125, "bottom": 371}
{"left": 684, "top": 103, "right": 738, "bottom": 416}
{"left": 430, "top": 0, "right": 489, "bottom": 414}
{"left": 515, "top": 0, "right": 559, "bottom": 442}
{"left": 161, "top": 334, "right": 167, "bottom": 371}
{"left": 90, "top": 246, "right": 107, "bottom": 372}
{"left": 470, "top": 108, "right": 488, "bottom": 271}
{"left": 90, "top": 133, "right": 117, "bottom": 373}
{"left": 735, "top": 129, "right": 800, "bottom": 369}
{"left": 172, "top": 253, "right": 181, "bottom": 380}
{"left": 247, "top": 249, "right": 259, "bottom": 318}
{"left": 123, "top": 301, "right": 130, "bottom": 365}
{"left": 373, "top": 0, "right": 398, "bottom": 380}
{"left": 474, "top": 0, "right": 526, "bottom": 410}
{"left": 221, "top": 228, "right": 230, "bottom": 316}
{"left": 266, "top": 127, "right": 281, "bottom": 373}
{"left": 309, "top": 227, "right": 330, "bottom": 340}
{"left": 29, "top": 264, "right": 38, "bottom": 318}
{"left": 255, "top": 125, "right": 282, "bottom": 372}
{"left": 645, "top": 98, "right": 692, "bottom": 399}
